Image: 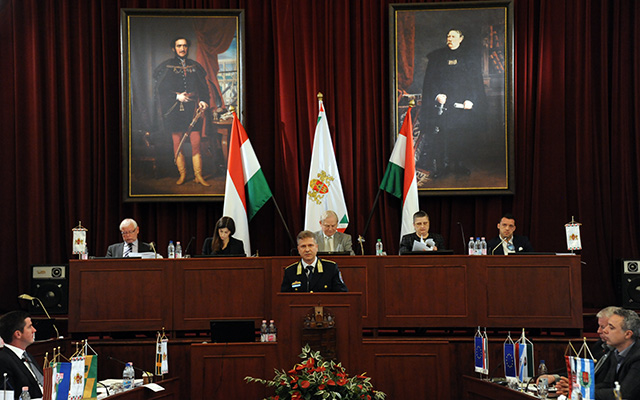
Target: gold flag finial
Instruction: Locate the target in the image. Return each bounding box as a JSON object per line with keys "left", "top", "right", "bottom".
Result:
{"left": 409, "top": 98, "right": 415, "bottom": 107}
{"left": 317, "top": 92, "right": 323, "bottom": 101}
{"left": 229, "top": 105, "right": 235, "bottom": 113}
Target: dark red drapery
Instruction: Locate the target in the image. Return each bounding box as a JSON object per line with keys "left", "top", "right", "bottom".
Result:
{"left": 0, "top": 0, "right": 638, "bottom": 311}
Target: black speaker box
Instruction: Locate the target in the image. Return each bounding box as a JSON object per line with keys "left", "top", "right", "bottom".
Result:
{"left": 29, "top": 265, "right": 68, "bottom": 315}
{"left": 621, "top": 260, "right": 640, "bottom": 310}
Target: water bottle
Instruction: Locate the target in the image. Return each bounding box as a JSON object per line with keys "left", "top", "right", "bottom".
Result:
{"left": 375, "top": 239, "right": 384, "bottom": 256}
{"left": 167, "top": 241, "right": 175, "bottom": 258}
{"left": 267, "top": 320, "right": 277, "bottom": 342}
{"left": 537, "top": 360, "right": 549, "bottom": 399}
{"left": 480, "top": 237, "right": 487, "bottom": 255}
{"left": 175, "top": 241, "right": 183, "bottom": 258}
{"left": 19, "top": 387, "right": 30, "bottom": 400}
{"left": 122, "top": 362, "right": 135, "bottom": 391}
{"left": 260, "top": 320, "right": 268, "bottom": 342}
{"left": 468, "top": 237, "right": 475, "bottom": 255}
{"left": 474, "top": 237, "right": 482, "bottom": 255}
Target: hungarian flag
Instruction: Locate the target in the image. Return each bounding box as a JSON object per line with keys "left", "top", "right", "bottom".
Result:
{"left": 223, "top": 111, "right": 273, "bottom": 256}
{"left": 474, "top": 330, "right": 488, "bottom": 375}
{"left": 304, "top": 97, "right": 349, "bottom": 232}
{"left": 380, "top": 107, "right": 419, "bottom": 241}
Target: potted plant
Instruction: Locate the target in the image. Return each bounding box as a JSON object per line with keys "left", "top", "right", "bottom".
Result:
{"left": 245, "top": 344, "right": 386, "bottom": 400}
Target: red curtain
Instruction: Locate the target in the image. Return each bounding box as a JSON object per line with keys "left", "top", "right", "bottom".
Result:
{"left": 0, "top": 0, "right": 638, "bottom": 311}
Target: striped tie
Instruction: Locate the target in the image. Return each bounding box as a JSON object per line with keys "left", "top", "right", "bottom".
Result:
{"left": 123, "top": 243, "right": 132, "bottom": 257}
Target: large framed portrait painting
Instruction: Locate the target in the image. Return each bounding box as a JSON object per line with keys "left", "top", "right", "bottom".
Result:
{"left": 121, "top": 9, "right": 244, "bottom": 201}
{"left": 390, "top": 1, "right": 514, "bottom": 195}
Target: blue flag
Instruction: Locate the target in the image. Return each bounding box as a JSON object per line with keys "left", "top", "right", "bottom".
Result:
{"left": 504, "top": 342, "right": 516, "bottom": 378}
{"left": 474, "top": 335, "right": 485, "bottom": 372}
{"left": 53, "top": 362, "right": 71, "bottom": 400}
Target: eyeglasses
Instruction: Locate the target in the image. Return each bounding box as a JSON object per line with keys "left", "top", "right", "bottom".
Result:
{"left": 121, "top": 229, "right": 137, "bottom": 235}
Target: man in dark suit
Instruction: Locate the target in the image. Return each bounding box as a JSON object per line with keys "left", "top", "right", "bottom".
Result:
{"left": 280, "top": 230, "right": 348, "bottom": 293}
{"left": 486, "top": 213, "right": 534, "bottom": 255}
{"left": 399, "top": 210, "right": 445, "bottom": 254}
{"left": 314, "top": 210, "right": 355, "bottom": 255}
{"left": 0, "top": 311, "right": 43, "bottom": 399}
{"left": 594, "top": 308, "right": 640, "bottom": 400}
{"left": 106, "top": 218, "right": 153, "bottom": 257}
{"left": 540, "top": 306, "right": 619, "bottom": 387}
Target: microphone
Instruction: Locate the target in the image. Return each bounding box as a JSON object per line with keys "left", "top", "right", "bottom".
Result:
{"left": 491, "top": 237, "right": 507, "bottom": 255}
{"left": 425, "top": 238, "right": 435, "bottom": 250}
{"left": 594, "top": 350, "right": 610, "bottom": 374}
{"left": 146, "top": 242, "right": 157, "bottom": 259}
{"left": 184, "top": 236, "right": 195, "bottom": 257}
{"left": 107, "top": 356, "right": 153, "bottom": 383}
{"left": 457, "top": 222, "right": 466, "bottom": 253}
{"left": 18, "top": 294, "right": 60, "bottom": 339}
{"left": 97, "top": 381, "right": 110, "bottom": 397}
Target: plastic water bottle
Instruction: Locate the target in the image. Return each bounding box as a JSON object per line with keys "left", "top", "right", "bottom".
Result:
{"left": 175, "top": 241, "right": 183, "bottom": 258}
{"left": 474, "top": 237, "right": 482, "bottom": 255}
{"left": 537, "top": 359, "right": 548, "bottom": 376}
{"left": 267, "top": 320, "right": 277, "bottom": 342}
{"left": 122, "top": 362, "right": 135, "bottom": 391}
{"left": 260, "top": 320, "right": 268, "bottom": 342}
{"left": 468, "top": 237, "right": 475, "bottom": 255}
{"left": 19, "top": 387, "right": 30, "bottom": 400}
{"left": 480, "top": 237, "right": 487, "bottom": 255}
{"left": 167, "top": 241, "right": 175, "bottom": 258}
{"left": 375, "top": 239, "right": 384, "bottom": 256}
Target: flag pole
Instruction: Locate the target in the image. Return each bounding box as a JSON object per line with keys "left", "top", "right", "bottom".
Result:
{"left": 357, "top": 188, "right": 384, "bottom": 255}
{"left": 271, "top": 196, "right": 296, "bottom": 249}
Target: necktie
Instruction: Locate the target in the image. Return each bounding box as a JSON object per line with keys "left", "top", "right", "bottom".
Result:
{"left": 306, "top": 265, "right": 313, "bottom": 280}
{"left": 328, "top": 236, "right": 334, "bottom": 252}
{"left": 124, "top": 242, "right": 132, "bottom": 257}
{"left": 23, "top": 353, "right": 44, "bottom": 386}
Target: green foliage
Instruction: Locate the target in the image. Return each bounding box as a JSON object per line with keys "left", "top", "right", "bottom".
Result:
{"left": 245, "top": 344, "right": 386, "bottom": 400}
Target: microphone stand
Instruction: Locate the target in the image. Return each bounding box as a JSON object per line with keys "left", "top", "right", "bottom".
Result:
{"left": 18, "top": 295, "right": 60, "bottom": 339}
{"left": 183, "top": 236, "right": 195, "bottom": 257}
{"left": 148, "top": 242, "right": 157, "bottom": 259}
{"left": 457, "top": 222, "right": 466, "bottom": 254}
{"left": 107, "top": 356, "right": 153, "bottom": 384}
{"left": 491, "top": 237, "right": 507, "bottom": 255}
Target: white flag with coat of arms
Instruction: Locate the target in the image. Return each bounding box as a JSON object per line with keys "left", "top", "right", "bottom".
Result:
{"left": 304, "top": 95, "right": 349, "bottom": 232}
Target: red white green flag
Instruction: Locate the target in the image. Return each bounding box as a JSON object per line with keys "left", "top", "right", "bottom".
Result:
{"left": 379, "top": 108, "right": 419, "bottom": 240}
{"left": 223, "top": 112, "right": 273, "bottom": 256}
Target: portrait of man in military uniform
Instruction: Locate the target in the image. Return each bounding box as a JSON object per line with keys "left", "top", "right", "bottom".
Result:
{"left": 121, "top": 10, "right": 244, "bottom": 200}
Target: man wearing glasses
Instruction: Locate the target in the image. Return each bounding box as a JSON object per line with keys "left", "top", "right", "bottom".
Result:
{"left": 106, "top": 218, "right": 152, "bottom": 257}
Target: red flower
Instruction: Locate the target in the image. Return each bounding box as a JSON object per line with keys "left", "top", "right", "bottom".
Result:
{"left": 291, "top": 391, "right": 302, "bottom": 400}
{"left": 328, "top": 379, "right": 336, "bottom": 386}
{"left": 337, "top": 378, "right": 348, "bottom": 386}
{"left": 318, "top": 384, "right": 326, "bottom": 390}
{"left": 300, "top": 380, "right": 311, "bottom": 389}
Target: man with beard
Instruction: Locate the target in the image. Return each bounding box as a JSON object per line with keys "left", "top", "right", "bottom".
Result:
{"left": 153, "top": 37, "right": 211, "bottom": 186}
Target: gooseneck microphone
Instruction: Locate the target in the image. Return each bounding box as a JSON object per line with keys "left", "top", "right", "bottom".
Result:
{"left": 491, "top": 237, "right": 507, "bottom": 255}
{"left": 184, "top": 236, "right": 195, "bottom": 257}
{"left": 107, "top": 356, "right": 153, "bottom": 382}
{"left": 456, "top": 222, "right": 466, "bottom": 253}
{"left": 146, "top": 242, "right": 157, "bottom": 259}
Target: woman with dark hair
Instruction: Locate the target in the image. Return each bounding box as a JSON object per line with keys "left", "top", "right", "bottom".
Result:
{"left": 202, "top": 216, "right": 246, "bottom": 256}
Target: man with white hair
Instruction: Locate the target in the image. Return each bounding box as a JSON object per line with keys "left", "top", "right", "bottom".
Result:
{"left": 313, "top": 210, "right": 355, "bottom": 255}
{"left": 105, "top": 218, "right": 153, "bottom": 257}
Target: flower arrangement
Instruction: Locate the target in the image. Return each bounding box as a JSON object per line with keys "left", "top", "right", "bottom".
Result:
{"left": 245, "top": 344, "right": 386, "bottom": 400}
